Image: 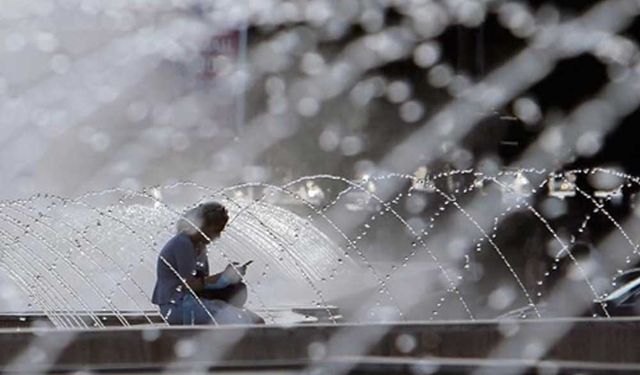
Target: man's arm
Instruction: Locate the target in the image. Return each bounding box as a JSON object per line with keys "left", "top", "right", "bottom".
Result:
{"left": 203, "top": 271, "right": 228, "bottom": 289}
{"left": 185, "top": 276, "right": 205, "bottom": 292}
{"left": 204, "top": 264, "right": 246, "bottom": 289}
{"left": 174, "top": 239, "right": 205, "bottom": 292}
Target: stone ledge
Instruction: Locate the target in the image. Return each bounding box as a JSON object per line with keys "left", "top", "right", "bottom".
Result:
{"left": 0, "top": 318, "right": 638, "bottom": 372}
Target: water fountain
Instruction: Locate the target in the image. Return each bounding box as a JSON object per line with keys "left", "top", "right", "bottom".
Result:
{"left": 2, "top": 168, "right": 640, "bottom": 373}
{"left": 0, "top": 167, "right": 639, "bottom": 325}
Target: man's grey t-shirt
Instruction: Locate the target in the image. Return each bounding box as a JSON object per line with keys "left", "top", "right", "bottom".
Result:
{"left": 151, "top": 233, "right": 208, "bottom": 305}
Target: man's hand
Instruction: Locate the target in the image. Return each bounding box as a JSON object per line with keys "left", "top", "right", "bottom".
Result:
{"left": 233, "top": 261, "right": 250, "bottom": 277}
{"left": 222, "top": 262, "right": 246, "bottom": 284}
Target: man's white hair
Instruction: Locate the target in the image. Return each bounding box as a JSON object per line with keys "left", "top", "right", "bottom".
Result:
{"left": 176, "top": 206, "right": 205, "bottom": 235}
{"left": 176, "top": 201, "right": 228, "bottom": 235}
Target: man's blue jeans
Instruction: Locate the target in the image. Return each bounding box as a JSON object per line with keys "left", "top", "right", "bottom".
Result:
{"left": 159, "top": 293, "right": 256, "bottom": 325}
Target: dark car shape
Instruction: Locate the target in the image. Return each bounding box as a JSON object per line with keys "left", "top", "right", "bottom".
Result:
{"left": 500, "top": 268, "right": 640, "bottom": 319}
{"left": 591, "top": 268, "right": 640, "bottom": 317}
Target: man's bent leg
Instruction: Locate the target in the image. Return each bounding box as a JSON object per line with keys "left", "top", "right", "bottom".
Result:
{"left": 224, "top": 283, "right": 248, "bottom": 308}
{"left": 198, "top": 283, "right": 248, "bottom": 308}
{"left": 183, "top": 293, "right": 263, "bottom": 325}
{"left": 214, "top": 303, "right": 264, "bottom": 325}
{"left": 158, "top": 304, "right": 183, "bottom": 325}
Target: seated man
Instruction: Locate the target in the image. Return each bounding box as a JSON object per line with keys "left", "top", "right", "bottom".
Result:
{"left": 151, "top": 202, "right": 264, "bottom": 325}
